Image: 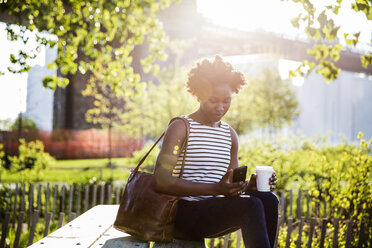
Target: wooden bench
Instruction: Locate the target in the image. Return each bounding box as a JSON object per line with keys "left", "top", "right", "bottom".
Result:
{"left": 28, "top": 205, "right": 206, "bottom": 248}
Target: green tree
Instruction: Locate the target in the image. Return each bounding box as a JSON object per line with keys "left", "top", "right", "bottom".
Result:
{"left": 286, "top": 0, "right": 372, "bottom": 82}
{"left": 121, "top": 40, "right": 198, "bottom": 138}
{"left": 223, "top": 86, "right": 255, "bottom": 135}
{"left": 250, "top": 67, "right": 300, "bottom": 133}
{"left": 121, "top": 63, "right": 198, "bottom": 138}
{"left": 0, "top": 0, "right": 175, "bottom": 92}
{"left": 81, "top": 56, "right": 127, "bottom": 168}
{"left": 11, "top": 116, "right": 37, "bottom": 131}
{"left": 224, "top": 66, "right": 300, "bottom": 135}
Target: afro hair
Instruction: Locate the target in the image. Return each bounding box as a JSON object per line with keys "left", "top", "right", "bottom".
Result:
{"left": 186, "top": 55, "right": 246, "bottom": 100}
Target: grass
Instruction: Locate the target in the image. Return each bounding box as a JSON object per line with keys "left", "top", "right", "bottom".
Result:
{"left": 1, "top": 157, "right": 136, "bottom": 184}
{"left": 53, "top": 157, "right": 133, "bottom": 168}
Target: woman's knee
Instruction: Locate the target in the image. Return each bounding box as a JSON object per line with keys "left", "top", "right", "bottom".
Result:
{"left": 266, "top": 192, "right": 279, "bottom": 209}
{"left": 246, "top": 196, "right": 265, "bottom": 212}
{"left": 246, "top": 191, "right": 279, "bottom": 211}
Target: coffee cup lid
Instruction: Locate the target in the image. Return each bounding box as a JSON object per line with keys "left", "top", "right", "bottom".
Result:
{"left": 256, "top": 166, "right": 274, "bottom": 172}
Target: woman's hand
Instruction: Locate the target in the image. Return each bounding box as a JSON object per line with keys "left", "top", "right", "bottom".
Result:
{"left": 242, "top": 174, "right": 257, "bottom": 191}
{"left": 218, "top": 169, "right": 244, "bottom": 197}
{"left": 242, "top": 172, "right": 278, "bottom": 192}
{"left": 269, "top": 172, "right": 277, "bottom": 191}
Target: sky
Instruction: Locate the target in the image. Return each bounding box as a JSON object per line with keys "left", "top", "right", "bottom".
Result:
{"left": 0, "top": 22, "right": 46, "bottom": 121}
{"left": 0, "top": 0, "right": 371, "bottom": 121}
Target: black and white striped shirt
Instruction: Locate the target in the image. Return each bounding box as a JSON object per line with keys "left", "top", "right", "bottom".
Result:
{"left": 172, "top": 116, "right": 232, "bottom": 201}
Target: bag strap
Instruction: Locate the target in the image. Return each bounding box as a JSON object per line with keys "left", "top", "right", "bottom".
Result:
{"left": 130, "top": 117, "right": 190, "bottom": 179}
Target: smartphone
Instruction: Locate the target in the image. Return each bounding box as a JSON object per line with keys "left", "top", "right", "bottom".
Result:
{"left": 232, "top": 165, "right": 247, "bottom": 183}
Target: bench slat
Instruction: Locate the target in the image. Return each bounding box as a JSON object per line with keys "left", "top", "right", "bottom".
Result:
{"left": 90, "top": 227, "right": 149, "bottom": 248}
{"left": 28, "top": 205, "right": 119, "bottom": 248}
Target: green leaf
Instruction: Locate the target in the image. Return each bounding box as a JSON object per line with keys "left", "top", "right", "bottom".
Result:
{"left": 291, "top": 14, "right": 302, "bottom": 28}
{"left": 361, "top": 53, "right": 372, "bottom": 68}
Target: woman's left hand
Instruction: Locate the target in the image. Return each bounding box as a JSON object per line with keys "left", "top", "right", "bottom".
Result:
{"left": 241, "top": 172, "right": 278, "bottom": 193}
{"left": 269, "top": 172, "right": 277, "bottom": 191}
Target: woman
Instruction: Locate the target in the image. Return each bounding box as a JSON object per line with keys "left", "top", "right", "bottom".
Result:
{"left": 154, "top": 56, "right": 278, "bottom": 248}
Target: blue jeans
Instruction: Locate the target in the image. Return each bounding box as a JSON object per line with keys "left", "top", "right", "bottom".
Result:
{"left": 174, "top": 191, "right": 279, "bottom": 248}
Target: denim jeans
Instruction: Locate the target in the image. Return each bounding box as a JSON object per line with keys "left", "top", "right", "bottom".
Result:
{"left": 174, "top": 191, "right": 279, "bottom": 248}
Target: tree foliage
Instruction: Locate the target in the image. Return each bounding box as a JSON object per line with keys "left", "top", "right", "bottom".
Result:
{"left": 1, "top": 0, "right": 176, "bottom": 93}
{"left": 118, "top": 39, "right": 197, "bottom": 138}
{"left": 225, "top": 66, "right": 300, "bottom": 135}
{"left": 81, "top": 57, "right": 126, "bottom": 129}
{"left": 286, "top": 0, "right": 372, "bottom": 82}
{"left": 121, "top": 63, "right": 197, "bottom": 138}
{"left": 10, "top": 116, "right": 37, "bottom": 131}
{"left": 122, "top": 63, "right": 299, "bottom": 138}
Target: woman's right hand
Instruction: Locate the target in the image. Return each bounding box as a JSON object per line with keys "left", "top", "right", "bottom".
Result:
{"left": 217, "top": 169, "right": 244, "bottom": 197}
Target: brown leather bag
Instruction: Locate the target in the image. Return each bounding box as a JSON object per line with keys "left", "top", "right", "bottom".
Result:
{"left": 113, "top": 117, "right": 190, "bottom": 242}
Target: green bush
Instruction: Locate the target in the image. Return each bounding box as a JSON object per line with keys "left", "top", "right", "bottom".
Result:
{"left": 6, "top": 139, "right": 55, "bottom": 183}
{"left": 239, "top": 132, "right": 371, "bottom": 247}
{"left": 129, "top": 141, "right": 160, "bottom": 172}
{"left": 11, "top": 116, "right": 37, "bottom": 131}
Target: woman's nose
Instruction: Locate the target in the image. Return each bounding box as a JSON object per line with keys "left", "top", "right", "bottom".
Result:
{"left": 216, "top": 104, "right": 224, "bottom": 111}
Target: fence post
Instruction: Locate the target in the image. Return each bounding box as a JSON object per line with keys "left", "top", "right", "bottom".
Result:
{"left": 289, "top": 190, "right": 293, "bottom": 218}
{"left": 60, "top": 185, "right": 66, "bottom": 213}
{"left": 76, "top": 184, "right": 81, "bottom": 216}
{"left": 332, "top": 218, "right": 339, "bottom": 248}
{"left": 58, "top": 212, "right": 65, "bottom": 228}
{"left": 115, "top": 187, "right": 120, "bottom": 204}
{"left": 69, "top": 212, "right": 77, "bottom": 222}
{"left": 296, "top": 190, "right": 302, "bottom": 219}
{"left": 319, "top": 218, "right": 328, "bottom": 248}
{"left": 357, "top": 221, "right": 366, "bottom": 248}
{"left": 345, "top": 220, "right": 353, "bottom": 248}
{"left": 27, "top": 210, "right": 40, "bottom": 246}
{"left": 13, "top": 211, "right": 24, "bottom": 248}
{"left": 21, "top": 184, "right": 26, "bottom": 213}
{"left": 5, "top": 190, "right": 10, "bottom": 213}
{"left": 92, "top": 185, "right": 97, "bottom": 207}
{"left": 52, "top": 185, "right": 58, "bottom": 221}
{"left": 43, "top": 212, "right": 52, "bottom": 237}
{"left": 68, "top": 184, "right": 74, "bottom": 219}
{"left": 36, "top": 184, "right": 42, "bottom": 212}
{"left": 12, "top": 183, "right": 19, "bottom": 228}
{"left": 280, "top": 190, "right": 285, "bottom": 226}
{"left": 26, "top": 184, "right": 32, "bottom": 229}
{"left": 306, "top": 190, "right": 310, "bottom": 219}
{"left": 107, "top": 184, "right": 112, "bottom": 204}
{"left": 296, "top": 217, "right": 305, "bottom": 248}
{"left": 45, "top": 183, "right": 50, "bottom": 217}
{"left": 0, "top": 212, "right": 10, "bottom": 248}
{"left": 100, "top": 184, "right": 104, "bottom": 205}
{"left": 285, "top": 218, "right": 293, "bottom": 248}
{"left": 84, "top": 185, "right": 89, "bottom": 212}
{"left": 307, "top": 218, "right": 316, "bottom": 248}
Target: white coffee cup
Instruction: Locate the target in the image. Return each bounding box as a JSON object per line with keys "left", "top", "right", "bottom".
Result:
{"left": 255, "top": 166, "right": 274, "bottom": 192}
